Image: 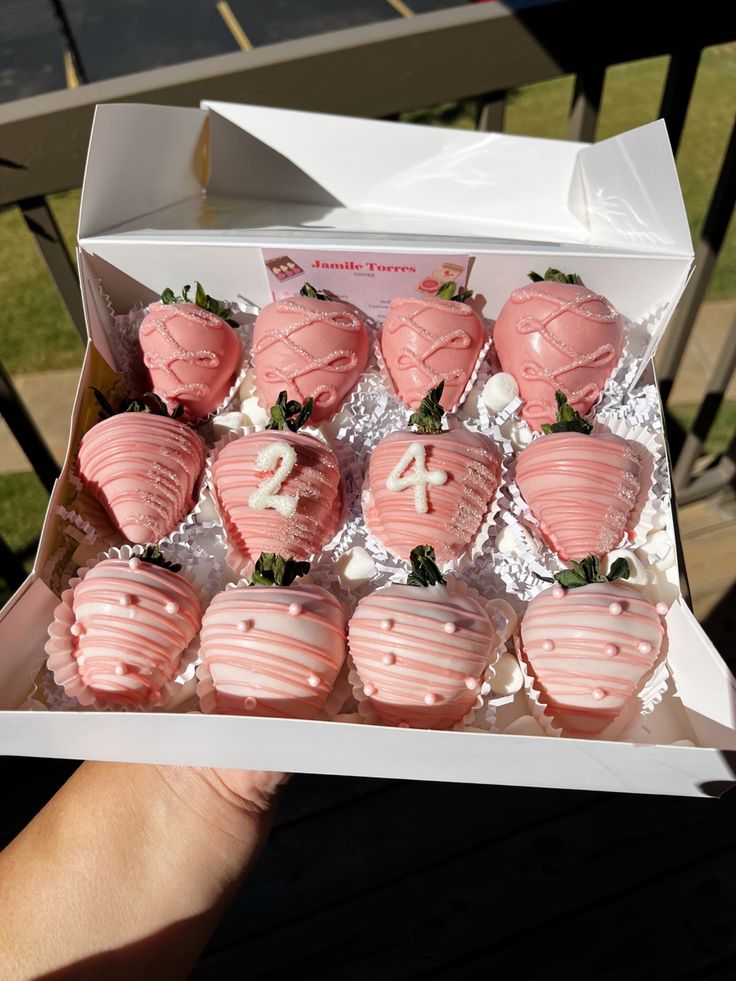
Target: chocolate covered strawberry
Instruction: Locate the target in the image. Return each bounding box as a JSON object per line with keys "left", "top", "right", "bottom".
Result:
{"left": 381, "top": 280, "right": 485, "bottom": 411}
{"left": 211, "top": 393, "right": 342, "bottom": 573}
{"left": 493, "top": 268, "right": 625, "bottom": 430}
{"left": 362, "top": 382, "right": 500, "bottom": 563}
{"left": 197, "top": 553, "right": 346, "bottom": 719}
{"left": 349, "top": 545, "right": 499, "bottom": 729}
{"left": 253, "top": 283, "right": 369, "bottom": 423}
{"left": 521, "top": 556, "right": 666, "bottom": 736}
{"left": 46, "top": 547, "right": 202, "bottom": 709}
{"left": 516, "top": 391, "right": 643, "bottom": 561}
{"left": 77, "top": 391, "right": 205, "bottom": 545}
{"left": 139, "top": 281, "right": 242, "bottom": 421}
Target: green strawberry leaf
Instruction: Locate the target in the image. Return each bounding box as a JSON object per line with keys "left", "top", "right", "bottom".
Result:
{"left": 251, "top": 552, "right": 311, "bottom": 587}
{"left": 544, "top": 553, "right": 631, "bottom": 591}
{"left": 265, "top": 391, "right": 314, "bottom": 432}
{"left": 528, "top": 268, "right": 584, "bottom": 285}
{"left": 540, "top": 390, "right": 593, "bottom": 435}
{"left": 435, "top": 281, "right": 473, "bottom": 303}
{"left": 607, "top": 558, "right": 631, "bottom": 582}
{"left": 406, "top": 545, "right": 446, "bottom": 587}
{"left": 408, "top": 381, "right": 445, "bottom": 435}
{"left": 138, "top": 545, "right": 182, "bottom": 574}
{"left": 300, "top": 283, "right": 331, "bottom": 302}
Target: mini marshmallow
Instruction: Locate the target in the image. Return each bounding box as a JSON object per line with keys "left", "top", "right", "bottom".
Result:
{"left": 195, "top": 491, "right": 220, "bottom": 526}
{"left": 603, "top": 548, "right": 648, "bottom": 587}
{"left": 496, "top": 524, "right": 539, "bottom": 559}
{"left": 486, "top": 599, "right": 518, "bottom": 642}
{"left": 500, "top": 417, "right": 534, "bottom": 451}
{"left": 503, "top": 715, "right": 546, "bottom": 737}
{"left": 647, "top": 530, "right": 675, "bottom": 571}
{"left": 240, "top": 396, "right": 270, "bottom": 429}
{"left": 335, "top": 546, "right": 376, "bottom": 588}
{"left": 213, "top": 411, "right": 248, "bottom": 438}
{"left": 482, "top": 372, "right": 519, "bottom": 413}
{"left": 491, "top": 652, "right": 523, "bottom": 695}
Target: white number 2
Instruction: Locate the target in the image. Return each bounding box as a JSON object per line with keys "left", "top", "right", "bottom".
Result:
{"left": 248, "top": 441, "right": 299, "bottom": 517}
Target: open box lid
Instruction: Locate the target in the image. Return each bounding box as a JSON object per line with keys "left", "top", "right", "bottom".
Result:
{"left": 78, "top": 102, "right": 693, "bottom": 257}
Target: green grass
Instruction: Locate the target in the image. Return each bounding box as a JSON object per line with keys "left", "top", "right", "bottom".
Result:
{"left": 1, "top": 47, "right": 734, "bottom": 378}
{"left": 403, "top": 44, "right": 736, "bottom": 300}
{"left": 0, "top": 472, "right": 51, "bottom": 604}
{"left": 670, "top": 401, "right": 736, "bottom": 457}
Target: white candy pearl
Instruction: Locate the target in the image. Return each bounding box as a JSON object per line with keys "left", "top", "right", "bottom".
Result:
{"left": 335, "top": 546, "right": 376, "bottom": 589}
{"left": 490, "top": 652, "right": 523, "bottom": 695}
{"left": 482, "top": 372, "right": 519, "bottom": 413}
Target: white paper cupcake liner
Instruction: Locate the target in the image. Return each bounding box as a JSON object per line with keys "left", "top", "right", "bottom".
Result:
{"left": 347, "top": 575, "right": 509, "bottom": 733}
{"left": 194, "top": 576, "right": 352, "bottom": 721}
{"left": 44, "top": 542, "right": 218, "bottom": 713}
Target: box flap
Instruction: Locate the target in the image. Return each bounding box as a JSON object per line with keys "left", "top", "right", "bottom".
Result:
{"left": 570, "top": 120, "right": 693, "bottom": 257}
{"left": 79, "top": 103, "right": 208, "bottom": 239}
{"left": 77, "top": 103, "right": 695, "bottom": 257}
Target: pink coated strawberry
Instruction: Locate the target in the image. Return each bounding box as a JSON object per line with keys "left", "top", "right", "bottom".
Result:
{"left": 380, "top": 280, "right": 485, "bottom": 411}
{"left": 362, "top": 384, "right": 500, "bottom": 563}
{"left": 493, "top": 269, "right": 625, "bottom": 430}
{"left": 197, "top": 554, "right": 346, "bottom": 720}
{"left": 77, "top": 392, "right": 205, "bottom": 545}
{"left": 139, "top": 282, "right": 242, "bottom": 421}
{"left": 515, "top": 392, "right": 644, "bottom": 561}
{"left": 46, "top": 549, "right": 202, "bottom": 710}
{"left": 349, "top": 546, "right": 499, "bottom": 729}
{"left": 520, "top": 556, "right": 666, "bottom": 736}
{"left": 211, "top": 394, "right": 342, "bottom": 574}
{"left": 253, "top": 283, "right": 369, "bottom": 423}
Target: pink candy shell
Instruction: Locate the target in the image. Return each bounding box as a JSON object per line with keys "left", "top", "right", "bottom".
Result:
{"left": 44, "top": 545, "right": 205, "bottom": 713}
{"left": 514, "top": 630, "right": 671, "bottom": 742}
{"left": 194, "top": 578, "right": 352, "bottom": 720}
{"left": 347, "top": 576, "right": 502, "bottom": 732}
{"left": 204, "top": 426, "right": 348, "bottom": 578}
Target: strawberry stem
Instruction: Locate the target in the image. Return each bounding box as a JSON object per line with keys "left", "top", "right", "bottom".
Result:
{"left": 406, "top": 545, "right": 446, "bottom": 587}
{"left": 160, "top": 282, "right": 238, "bottom": 327}
{"left": 528, "top": 268, "right": 584, "bottom": 286}
{"left": 408, "top": 382, "right": 446, "bottom": 435}
{"left": 300, "top": 283, "right": 331, "bottom": 302}
{"left": 265, "top": 391, "right": 314, "bottom": 432}
{"left": 251, "top": 553, "right": 310, "bottom": 587}
{"left": 541, "top": 390, "right": 593, "bottom": 435}
{"left": 137, "top": 545, "right": 182, "bottom": 574}
{"left": 537, "top": 554, "right": 630, "bottom": 589}
{"left": 90, "top": 388, "right": 184, "bottom": 420}
{"left": 436, "top": 281, "right": 473, "bottom": 303}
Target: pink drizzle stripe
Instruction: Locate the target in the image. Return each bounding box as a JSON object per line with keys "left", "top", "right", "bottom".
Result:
{"left": 198, "top": 584, "right": 346, "bottom": 720}
{"left": 364, "top": 428, "right": 500, "bottom": 562}
{"left": 77, "top": 414, "right": 205, "bottom": 545}
{"left": 521, "top": 582, "right": 665, "bottom": 736}
{"left": 516, "top": 432, "right": 642, "bottom": 560}
{"left": 212, "top": 431, "right": 342, "bottom": 564}
{"left": 348, "top": 584, "right": 496, "bottom": 729}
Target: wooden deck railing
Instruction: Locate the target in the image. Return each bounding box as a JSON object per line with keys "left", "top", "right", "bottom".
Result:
{"left": 0, "top": 0, "right": 733, "bottom": 581}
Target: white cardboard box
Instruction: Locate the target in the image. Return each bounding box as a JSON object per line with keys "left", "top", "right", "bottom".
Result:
{"left": 2, "top": 101, "right": 735, "bottom": 798}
